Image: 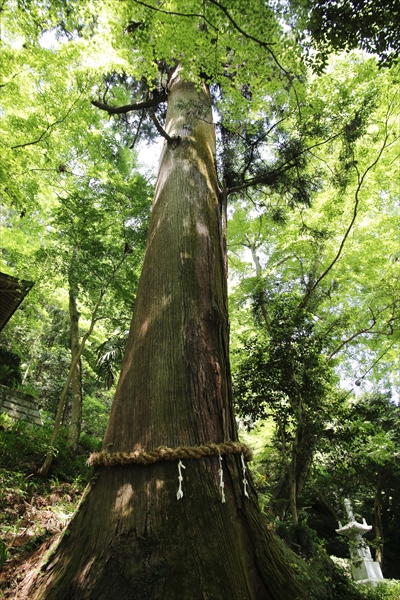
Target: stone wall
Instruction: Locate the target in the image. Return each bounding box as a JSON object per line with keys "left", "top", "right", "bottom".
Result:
{"left": 0, "top": 384, "right": 42, "bottom": 426}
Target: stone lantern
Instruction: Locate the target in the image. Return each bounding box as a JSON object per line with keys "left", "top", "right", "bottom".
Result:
{"left": 336, "top": 498, "right": 383, "bottom": 584}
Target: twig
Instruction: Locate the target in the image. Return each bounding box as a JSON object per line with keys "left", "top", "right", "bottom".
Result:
{"left": 328, "top": 310, "right": 397, "bottom": 360}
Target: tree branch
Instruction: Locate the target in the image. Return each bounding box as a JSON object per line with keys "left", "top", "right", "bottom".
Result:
{"left": 207, "top": 0, "right": 286, "bottom": 73}
{"left": 238, "top": 115, "right": 289, "bottom": 181}
{"left": 312, "top": 483, "right": 340, "bottom": 522}
{"left": 149, "top": 110, "right": 180, "bottom": 145}
{"left": 91, "top": 93, "right": 168, "bottom": 115}
{"left": 227, "top": 129, "right": 344, "bottom": 195}
{"left": 328, "top": 309, "right": 397, "bottom": 360}
{"left": 0, "top": 72, "right": 18, "bottom": 89}
{"left": 129, "top": 109, "right": 145, "bottom": 149}
{"left": 135, "top": 0, "right": 300, "bottom": 109}
{"left": 132, "top": 0, "right": 218, "bottom": 31}
{"left": 298, "top": 132, "right": 390, "bottom": 310}
{"left": 11, "top": 97, "right": 81, "bottom": 150}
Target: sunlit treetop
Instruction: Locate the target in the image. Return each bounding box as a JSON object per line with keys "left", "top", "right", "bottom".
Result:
{"left": 2, "top": 0, "right": 307, "bottom": 121}
{"left": 106, "top": 0, "right": 305, "bottom": 100}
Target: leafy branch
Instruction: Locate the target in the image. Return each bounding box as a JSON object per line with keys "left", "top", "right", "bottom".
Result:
{"left": 135, "top": 0, "right": 300, "bottom": 110}
{"left": 207, "top": 0, "right": 285, "bottom": 74}
{"left": 328, "top": 305, "right": 398, "bottom": 360}
{"left": 11, "top": 98, "right": 81, "bottom": 150}
{"left": 227, "top": 129, "right": 344, "bottom": 195}
{"left": 0, "top": 72, "right": 18, "bottom": 90}
{"left": 298, "top": 131, "right": 391, "bottom": 310}
{"left": 238, "top": 115, "right": 289, "bottom": 182}
{"left": 132, "top": 0, "right": 218, "bottom": 31}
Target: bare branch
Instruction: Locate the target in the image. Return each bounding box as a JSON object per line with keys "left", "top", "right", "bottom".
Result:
{"left": 149, "top": 110, "right": 180, "bottom": 145}
{"left": 130, "top": 109, "right": 145, "bottom": 149}
{"left": 91, "top": 93, "right": 168, "bottom": 115}
{"left": 239, "top": 115, "right": 289, "bottom": 182}
{"left": 312, "top": 483, "right": 340, "bottom": 522}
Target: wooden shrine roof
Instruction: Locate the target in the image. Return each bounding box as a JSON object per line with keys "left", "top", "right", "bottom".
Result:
{"left": 0, "top": 272, "right": 34, "bottom": 332}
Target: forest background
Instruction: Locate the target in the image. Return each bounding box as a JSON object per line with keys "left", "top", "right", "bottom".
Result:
{"left": 0, "top": 0, "right": 399, "bottom": 597}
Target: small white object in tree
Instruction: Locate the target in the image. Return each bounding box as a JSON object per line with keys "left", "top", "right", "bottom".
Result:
{"left": 218, "top": 455, "right": 226, "bottom": 503}
{"left": 176, "top": 460, "right": 186, "bottom": 500}
{"left": 241, "top": 454, "right": 249, "bottom": 498}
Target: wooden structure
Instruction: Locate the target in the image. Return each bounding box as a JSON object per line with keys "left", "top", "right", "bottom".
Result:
{"left": 0, "top": 272, "right": 41, "bottom": 425}
{"left": 0, "top": 271, "right": 34, "bottom": 331}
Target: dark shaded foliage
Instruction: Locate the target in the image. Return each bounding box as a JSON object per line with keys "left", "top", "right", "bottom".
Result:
{"left": 0, "top": 347, "right": 22, "bottom": 388}
{"left": 297, "top": 0, "right": 400, "bottom": 70}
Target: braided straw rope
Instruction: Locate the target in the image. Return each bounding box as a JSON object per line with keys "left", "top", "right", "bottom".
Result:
{"left": 88, "top": 441, "right": 253, "bottom": 468}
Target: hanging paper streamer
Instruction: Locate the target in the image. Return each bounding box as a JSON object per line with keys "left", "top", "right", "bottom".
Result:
{"left": 218, "top": 455, "right": 226, "bottom": 503}
{"left": 176, "top": 460, "right": 186, "bottom": 500}
{"left": 241, "top": 453, "right": 249, "bottom": 498}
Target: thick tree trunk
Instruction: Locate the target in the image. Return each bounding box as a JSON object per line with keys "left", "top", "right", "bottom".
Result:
{"left": 67, "top": 282, "right": 82, "bottom": 450}
{"left": 24, "top": 74, "right": 307, "bottom": 600}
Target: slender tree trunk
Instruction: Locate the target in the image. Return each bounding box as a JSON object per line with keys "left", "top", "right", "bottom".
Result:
{"left": 273, "top": 425, "right": 313, "bottom": 522}
{"left": 67, "top": 282, "right": 82, "bottom": 450}
{"left": 249, "top": 243, "right": 271, "bottom": 331}
{"left": 24, "top": 74, "right": 307, "bottom": 600}
{"left": 288, "top": 448, "right": 298, "bottom": 524}
{"left": 312, "top": 482, "right": 341, "bottom": 523}
{"left": 374, "top": 472, "right": 385, "bottom": 566}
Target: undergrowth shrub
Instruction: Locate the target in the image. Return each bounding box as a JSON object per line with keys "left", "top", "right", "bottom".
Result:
{"left": 0, "top": 413, "right": 96, "bottom": 572}
{"left": 0, "top": 413, "right": 93, "bottom": 481}
{"left": 276, "top": 520, "right": 319, "bottom": 559}
{"left": 81, "top": 394, "right": 110, "bottom": 440}
{"left": 358, "top": 580, "right": 400, "bottom": 600}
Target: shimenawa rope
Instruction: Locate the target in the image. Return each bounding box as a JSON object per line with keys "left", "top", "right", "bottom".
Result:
{"left": 88, "top": 440, "right": 253, "bottom": 467}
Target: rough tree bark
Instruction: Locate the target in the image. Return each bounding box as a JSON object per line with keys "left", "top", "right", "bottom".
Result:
{"left": 23, "top": 73, "right": 307, "bottom": 600}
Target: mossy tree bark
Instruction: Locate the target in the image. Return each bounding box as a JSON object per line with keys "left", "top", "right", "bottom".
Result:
{"left": 24, "top": 73, "right": 307, "bottom": 600}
